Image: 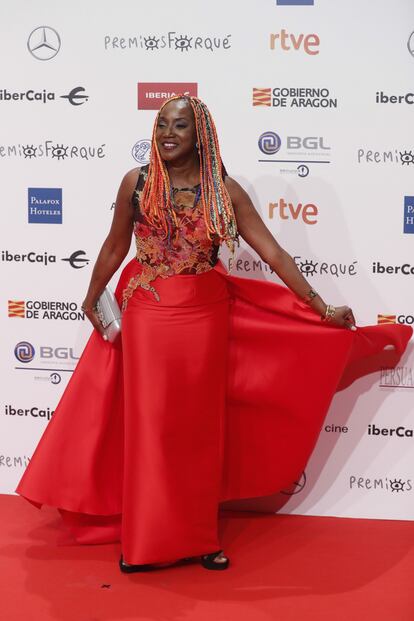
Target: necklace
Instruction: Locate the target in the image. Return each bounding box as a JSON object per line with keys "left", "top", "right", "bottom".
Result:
{"left": 170, "top": 185, "right": 201, "bottom": 211}
{"left": 165, "top": 185, "right": 202, "bottom": 248}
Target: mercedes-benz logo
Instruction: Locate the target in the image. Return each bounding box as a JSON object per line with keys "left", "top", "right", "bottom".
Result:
{"left": 60, "top": 87, "right": 89, "bottom": 106}
{"left": 408, "top": 31, "right": 414, "bottom": 57}
{"left": 61, "top": 250, "right": 90, "bottom": 269}
{"left": 27, "top": 26, "right": 61, "bottom": 61}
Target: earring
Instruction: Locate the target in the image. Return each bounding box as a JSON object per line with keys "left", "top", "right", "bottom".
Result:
{"left": 195, "top": 142, "right": 199, "bottom": 151}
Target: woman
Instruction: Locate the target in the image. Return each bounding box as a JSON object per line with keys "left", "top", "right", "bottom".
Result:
{"left": 15, "top": 96, "right": 412, "bottom": 572}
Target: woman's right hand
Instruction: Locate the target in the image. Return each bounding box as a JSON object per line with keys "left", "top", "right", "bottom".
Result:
{"left": 81, "top": 300, "right": 107, "bottom": 339}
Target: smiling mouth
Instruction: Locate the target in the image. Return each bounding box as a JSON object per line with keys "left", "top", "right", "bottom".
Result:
{"left": 161, "top": 142, "right": 178, "bottom": 150}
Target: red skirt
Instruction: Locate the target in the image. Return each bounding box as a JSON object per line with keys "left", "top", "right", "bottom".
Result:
{"left": 15, "top": 260, "right": 412, "bottom": 564}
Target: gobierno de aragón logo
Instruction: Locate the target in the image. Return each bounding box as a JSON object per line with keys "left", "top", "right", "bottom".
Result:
{"left": 8, "top": 299, "right": 85, "bottom": 320}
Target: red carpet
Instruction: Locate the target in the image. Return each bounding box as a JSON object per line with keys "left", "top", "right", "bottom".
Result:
{"left": 1, "top": 494, "right": 413, "bottom": 621}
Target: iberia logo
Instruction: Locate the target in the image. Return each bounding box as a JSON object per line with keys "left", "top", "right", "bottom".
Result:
{"left": 377, "top": 314, "right": 396, "bottom": 324}
{"left": 8, "top": 300, "right": 25, "bottom": 318}
{"left": 137, "top": 82, "right": 198, "bottom": 110}
{"left": 253, "top": 88, "right": 271, "bottom": 106}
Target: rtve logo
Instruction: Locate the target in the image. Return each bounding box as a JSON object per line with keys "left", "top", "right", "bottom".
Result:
{"left": 270, "top": 29, "right": 320, "bottom": 55}
{"left": 268, "top": 199, "right": 318, "bottom": 224}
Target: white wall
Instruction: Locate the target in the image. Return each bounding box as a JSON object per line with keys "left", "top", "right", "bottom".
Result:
{"left": 1, "top": 0, "right": 413, "bottom": 519}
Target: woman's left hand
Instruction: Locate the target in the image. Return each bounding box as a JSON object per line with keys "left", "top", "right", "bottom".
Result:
{"left": 329, "top": 305, "right": 357, "bottom": 330}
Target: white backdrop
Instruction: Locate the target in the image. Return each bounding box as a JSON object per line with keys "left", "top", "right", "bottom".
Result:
{"left": 1, "top": 0, "right": 413, "bottom": 520}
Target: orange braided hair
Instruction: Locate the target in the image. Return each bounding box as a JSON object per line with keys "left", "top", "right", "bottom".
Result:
{"left": 140, "top": 95, "right": 239, "bottom": 251}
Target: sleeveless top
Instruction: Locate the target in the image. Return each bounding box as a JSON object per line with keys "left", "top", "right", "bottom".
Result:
{"left": 121, "top": 165, "right": 221, "bottom": 310}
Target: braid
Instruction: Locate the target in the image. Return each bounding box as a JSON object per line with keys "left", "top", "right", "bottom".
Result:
{"left": 140, "top": 95, "right": 238, "bottom": 251}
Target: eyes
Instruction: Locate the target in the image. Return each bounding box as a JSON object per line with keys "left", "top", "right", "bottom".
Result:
{"left": 157, "top": 122, "right": 188, "bottom": 130}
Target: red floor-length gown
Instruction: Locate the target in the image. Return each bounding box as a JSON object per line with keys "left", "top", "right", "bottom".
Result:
{"left": 15, "top": 168, "right": 412, "bottom": 564}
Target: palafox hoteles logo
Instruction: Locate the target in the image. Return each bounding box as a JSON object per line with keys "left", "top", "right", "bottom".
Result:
{"left": 28, "top": 188, "right": 62, "bottom": 224}
{"left": 404, "top": 196, "right": 414, "bottom": 234}
{"left": 252, "top": 86, "right": 337, "bottom": 108}
{"left": 137, "top": 82, "right": 198, "bottom": 109}
{"left": 0, "top": 86, "right": 89, "bottom": 106}
{"left": 8, "top": 299, "right": 85, "bottom": 321}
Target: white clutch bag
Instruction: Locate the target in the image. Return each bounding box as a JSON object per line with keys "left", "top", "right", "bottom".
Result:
{"left": 95, "top": 286, "right": 122, "bottom": 342}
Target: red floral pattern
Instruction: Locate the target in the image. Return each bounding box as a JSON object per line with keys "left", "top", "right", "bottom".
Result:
{"left": 122, "top": 167, "right": 220, "bottom": 310}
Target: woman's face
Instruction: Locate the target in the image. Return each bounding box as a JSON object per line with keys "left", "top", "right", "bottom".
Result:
{"left": 155, "top": 99, "right": 197, "bottom": 163}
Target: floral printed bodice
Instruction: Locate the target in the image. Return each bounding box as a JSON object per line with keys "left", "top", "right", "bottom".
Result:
{"left": 121, "top": 165, "right": 221, "bottom": 309}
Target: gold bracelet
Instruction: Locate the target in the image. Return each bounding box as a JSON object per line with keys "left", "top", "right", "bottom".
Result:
{"left": 81, "top": 302, "right": 98, "bottom": 313}
{"left": 322, "top": 304, "right": 336, "bottom": 322}
{"left": 303, "top": 288, "right": 318, "bottom": 304}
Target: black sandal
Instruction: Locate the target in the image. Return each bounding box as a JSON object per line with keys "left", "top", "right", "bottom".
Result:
{"left": 119, "top": 554, "right": 156, "bottom": 573}
{"left": 119, "top": 550, "right": 230, "bottom": 572}
{"left": 200, "top": 549, "right": 230, "bottom": 570}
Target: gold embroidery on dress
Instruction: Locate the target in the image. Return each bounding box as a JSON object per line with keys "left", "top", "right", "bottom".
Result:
{"left": 121, "top": 167, "right": 220, "bottom": 310}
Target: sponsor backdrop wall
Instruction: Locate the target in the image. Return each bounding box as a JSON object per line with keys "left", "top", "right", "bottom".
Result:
{"left": 1, "top": 0, "right": 413, "bottom": 520}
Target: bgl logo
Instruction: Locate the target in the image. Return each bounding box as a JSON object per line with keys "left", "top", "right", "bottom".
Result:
{"left": 37, "top": 346, "right": 79, "bottom": 360}
{"left": 258, "top": 132, "right": 281, "bottom": 155}
{"left": 258, "top": 131, "right": 330, "bottom": 155}
{"left": 286, "top": 136, "right": 329, "bottom": 150}
{"left": 14, "top": 342, "right": 35, "bottom": 363}
{"left": 14, "top": 341, "right": 79, "bottom": 363}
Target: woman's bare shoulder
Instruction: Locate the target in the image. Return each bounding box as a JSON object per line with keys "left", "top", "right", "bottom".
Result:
{"left": 224, "top": 175, "right": 248, "bottom": 202}
{"left": 122, "top": 166, "right": 141, "bottom": 188}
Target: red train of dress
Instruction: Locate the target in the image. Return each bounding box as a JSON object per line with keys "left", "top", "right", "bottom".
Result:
{"left": 15, "top": 259, "right": 412, "bottom": 563}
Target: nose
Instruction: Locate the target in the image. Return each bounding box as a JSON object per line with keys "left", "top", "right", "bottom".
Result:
{"left": 161, "top": 123, "right": 176, "bottom": 137}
